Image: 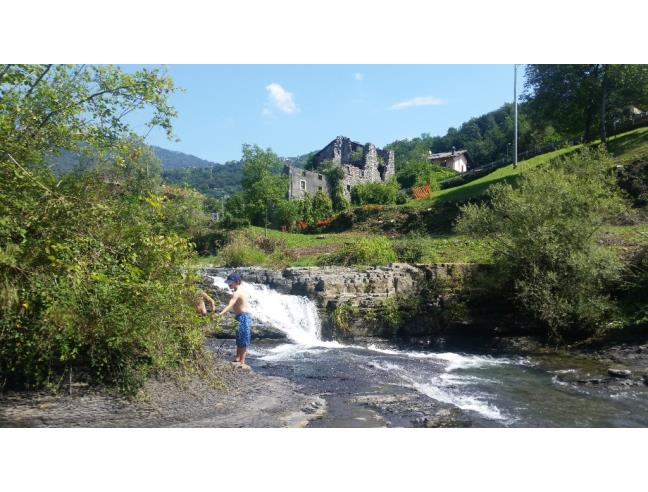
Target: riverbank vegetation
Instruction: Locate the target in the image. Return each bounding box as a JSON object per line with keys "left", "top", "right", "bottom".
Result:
{"left": 0, "top": 65, "right": 218, "bottom": 395}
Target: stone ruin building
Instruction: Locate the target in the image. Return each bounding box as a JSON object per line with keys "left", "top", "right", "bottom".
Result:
{"left": 284, "top": 136, "right": 395, "bottom": 201}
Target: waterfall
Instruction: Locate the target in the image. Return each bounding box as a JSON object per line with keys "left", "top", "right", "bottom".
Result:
{"left": 209, "top": 276, "right": 325, "bottom": 346}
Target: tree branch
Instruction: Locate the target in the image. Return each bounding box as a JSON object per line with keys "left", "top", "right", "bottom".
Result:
{"left": 23, "top": 64, "right": 52, "bottom": 99}
{"left": 35, "top": 84, "right": 135, "bottom": 132}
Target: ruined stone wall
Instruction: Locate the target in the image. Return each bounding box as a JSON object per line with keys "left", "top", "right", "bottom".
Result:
{"left": 285, "top": 165, "right": 329, "bottom": 200}
{"left": 295, "top": 136, "right": 396, "bottom": 201}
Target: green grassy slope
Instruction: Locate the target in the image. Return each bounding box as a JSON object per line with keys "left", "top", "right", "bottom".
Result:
{"left": 197, "top": 127, "right": 648, "bottom": 267}
{"left": 404, "top": 127, "right": 648, "bottom": 208}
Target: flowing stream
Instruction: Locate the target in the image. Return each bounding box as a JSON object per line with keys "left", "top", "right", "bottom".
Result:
{"left": 209, "top": 276, "right": 648, "bottom": 427}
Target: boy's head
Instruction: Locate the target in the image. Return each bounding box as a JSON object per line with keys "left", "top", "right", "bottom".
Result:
{"left": 225, "top": 272, "right": 242, "bottom": 290}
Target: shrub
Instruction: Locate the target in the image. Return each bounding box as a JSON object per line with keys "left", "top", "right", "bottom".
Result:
{"left": 351, "top": 179, "right": 399, "bottom": 205}
{"left": 311, "top": 191, "right": 334, "bottom": 221}
{"left": 220, "top": 213, "right": 250, "bottom": 230}
{"left": 456, "top": 147, "right": 627, "bottom": 341}
{"left": 617, "top": 159, "right": 648, "bottom": 208}
{"left": 318, "top": 236, "right": 397, "bottom": 266}
{"left": 218, "top": 236, "right": 268, "bottom": 267}
{"left": 0, "top": 168, "right": 209, "bottom": 395}
{"left": 396, "top": 160, "right": 457, "bottom": 189}
{"left": 396, "top": 190, "right": 409, "bottom": 205}
{"left": 393, "top": 236, "right": 428, "bottom": 263}
{"left": 330, "top": 302, "right": 359, "bottom": 335}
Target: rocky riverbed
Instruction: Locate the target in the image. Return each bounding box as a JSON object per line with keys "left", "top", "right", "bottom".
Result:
{"left": 0, "top": 358, "right": 325, "bottom": 428}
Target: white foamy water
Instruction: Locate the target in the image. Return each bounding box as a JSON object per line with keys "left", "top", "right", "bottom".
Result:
{"left": 209, "top": 275, "right": 514, "bottom": 421}
{"left": 210, "top": 276, "right": 342, "bottom": 348}
{"left": 370, "top": 360, "right": 508, "bottom": 421}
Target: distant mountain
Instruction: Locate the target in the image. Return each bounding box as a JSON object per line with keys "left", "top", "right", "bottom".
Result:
{"left": 162, "top": 159, "right": 244, "bottom": 198}
{"left": 151, "top": 146, "right": 218, "bottom": 170}
{"left": 45, "top": 144, "right": 316, "bottom": 198}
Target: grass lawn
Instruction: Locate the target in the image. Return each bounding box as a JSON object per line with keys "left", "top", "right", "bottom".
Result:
{"left": 403, "top": 126, "right": 648, "bottom": 209}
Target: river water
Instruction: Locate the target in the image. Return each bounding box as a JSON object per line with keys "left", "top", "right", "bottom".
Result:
{"left": 208, "top": 276, "right": 648, "bottom": 427}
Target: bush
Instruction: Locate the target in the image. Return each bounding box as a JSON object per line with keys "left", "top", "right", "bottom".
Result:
{"left": 393, "top": 236, "right": 428, "bottom": 263}
{"left": 396, "top": 160, "right": 458, "bottom": 189}
{"left": 455, "top": 147, "right": 627, "bottom": 341}
{"left": 351, "top": 179, "right": 399, "bottom": 205}
{"left": 220, "top": 213, "right": 251, "bottom": 230}
{"left": 0, "top": 168, "right": 208, "bottom": 395}
{"left": 617, "top": 159, "right": 648, "bottom": 208}
{"left": 218, "top": 235, "right": 268, "bottom": 267}
{"left": 318, "top": 236, "right": 397, "bottom": 266}
{"left": 396, "top": 190, "right": 409, "bottom": 205}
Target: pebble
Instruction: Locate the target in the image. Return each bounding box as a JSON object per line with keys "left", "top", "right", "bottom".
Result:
{"left": 608, "top": 368, "right": 632, "bottom": 378}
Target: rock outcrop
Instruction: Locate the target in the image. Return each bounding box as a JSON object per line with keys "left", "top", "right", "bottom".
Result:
{"left": 203, "top": 263, "right": 478, "bottom": 309}
{"left": 202, "top": 263, "right": 486, "bottom": 339}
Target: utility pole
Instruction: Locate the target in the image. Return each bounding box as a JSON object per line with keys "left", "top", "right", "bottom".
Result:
{"left": 513, "top": 64, "right": 518, "bottom": 169}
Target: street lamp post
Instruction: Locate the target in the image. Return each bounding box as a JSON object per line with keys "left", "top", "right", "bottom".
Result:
{"left": 513, "top": 64, "right": 518, "bottom": 169}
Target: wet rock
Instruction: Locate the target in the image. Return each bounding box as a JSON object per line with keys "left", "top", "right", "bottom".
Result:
{"left": 608, "top": 368, "right": 632, "bottom": 378}
{"left": 577, "top": 378, "right": 608, "bottom": 385}
{"left": 412, "top": 408, "right": 471, "bottom": 428}
{"left": 642, "top": 374, "right": 648, "bottom": 386}
{"left": 231, "top": 362, "right": 252, "bottom": 372}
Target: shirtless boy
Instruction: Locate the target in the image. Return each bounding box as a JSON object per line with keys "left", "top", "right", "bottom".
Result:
{"left": 218, "top": 272, "right": 252, "bottom": 364}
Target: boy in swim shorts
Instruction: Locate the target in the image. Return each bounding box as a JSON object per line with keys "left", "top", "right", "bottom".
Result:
{"left": 217, "top": 272, "right": 252, "bottom": 364}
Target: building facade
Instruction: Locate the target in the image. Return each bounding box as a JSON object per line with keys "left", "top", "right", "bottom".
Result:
{"left": 427, "top": 148, "right": 470, "bottom": 173}
{"left": 285, "top": 136, "right": 395, "bottom": 200}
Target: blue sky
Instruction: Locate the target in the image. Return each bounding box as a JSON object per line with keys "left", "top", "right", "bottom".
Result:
{"left": 127, "top": 65, "right": 523, "bottom": 163}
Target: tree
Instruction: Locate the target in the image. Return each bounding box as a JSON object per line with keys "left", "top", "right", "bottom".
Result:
{"left": 524, "top": 64, "right": 648, "bottom": 143}
{"left": 0, "top": 65, "right": 210, "bottom": 393}
{"left": 320, "top": 161, "right": 350, "bottom": 212}
{"left": 311, "top": 191, "right": 333, "bottom": 220}
{"left": 456, "top": 148, "right": 627, "bottom": 341}
{"left": 239, "top": 144, "right": 288, "bottom": 226}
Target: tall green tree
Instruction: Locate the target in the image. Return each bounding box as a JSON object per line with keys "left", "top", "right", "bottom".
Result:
{"left": 240, "top": 144, "right": 288, "bottom": 226}
{"left": 524, "top": 64, "right": 648, "bottom": 143}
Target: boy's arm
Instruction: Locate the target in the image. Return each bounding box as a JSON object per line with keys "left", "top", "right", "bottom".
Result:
{"left": 218, "top": 292, "right": 239, "bottom": 316}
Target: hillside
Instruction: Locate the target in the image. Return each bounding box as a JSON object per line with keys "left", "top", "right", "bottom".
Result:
{"left": 151, "top": 146, "right": 218, "bottom": 169}
{"left": 162, "top": 160, "right": 244, "bottom": 198}
{"left": 200, "top": 126, "right": 648, "bottom": 268}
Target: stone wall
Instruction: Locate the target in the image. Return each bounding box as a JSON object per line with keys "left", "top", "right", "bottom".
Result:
{"left": 285, "top": 165, "right": 329, "bottom": 200}
{"left": 202, "top": 263, "right": 486, "bottom": 339}
{"left": 299, "top": 136, "right": 396, "bottom": 201}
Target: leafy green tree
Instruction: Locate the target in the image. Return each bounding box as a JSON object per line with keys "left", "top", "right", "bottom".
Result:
{"left": 456, "top": 148, "right": 627, "bottom": 341}
{"left": 320, "top": 161, "right": 350, "bottom": 212}
{"left": 0, "top": 65, "right": 212, "bottom": 394}
{"left": 311, "top": 191, "right": 334, "bottom": 221}
{"left": 240, "top": 144, "right": 288, "bottom": 225}
{"left": 525, "top": 64, "right": 648, "bottom": 143}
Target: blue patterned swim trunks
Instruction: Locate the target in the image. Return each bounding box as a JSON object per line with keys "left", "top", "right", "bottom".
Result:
{"left": 235, "top": 312, "right": 252, "bottom": 348}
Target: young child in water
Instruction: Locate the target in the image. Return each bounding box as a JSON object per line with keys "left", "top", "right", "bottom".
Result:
{"left": 217, "top": 272, "right": 252, "bottom": 365}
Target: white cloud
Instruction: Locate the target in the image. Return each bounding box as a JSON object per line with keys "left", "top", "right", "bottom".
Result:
{"left": 263, "top": 82, "right": 298, "bottom": 115}
{"left": 389, "top": 96, "right": 445, "bottom": 110}
{"left": 353, "top": 72, "right": 364, "bottom": 81}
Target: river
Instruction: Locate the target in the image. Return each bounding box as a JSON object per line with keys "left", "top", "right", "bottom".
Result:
{"left": 208, "top": 276, "right": 648, "bottom": 427}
